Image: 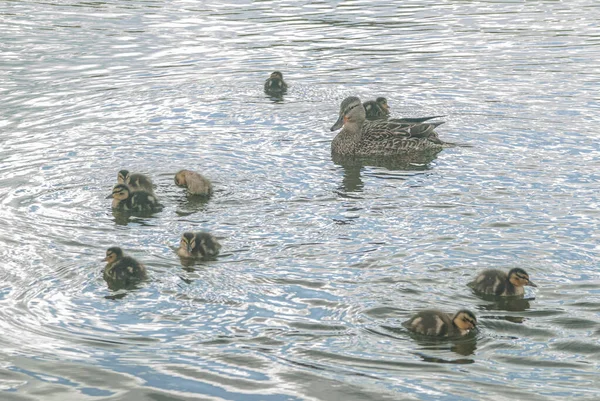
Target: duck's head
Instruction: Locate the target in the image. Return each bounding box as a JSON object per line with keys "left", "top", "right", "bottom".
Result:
{"left": 106, "top": 184, "right": 130, "bottom": 200}
{"left": 117, "top": 170, "right": 130, "bottom": 184}
{"left": 453, "top": 310, "right": 477, "bottom": 333}
{"left": 270, "top": 71, "right": 283, "bottom": 80}
{"left": 508, "top": 268, "right": 537, "bottom": 288}
{"left": 376, "top": 97, "right": 390, "bottom": 114}
{"left": 179, "top": 232, "right": 196, "bottom": 254}
{"left": 330, "top": 96, "right": 366, "bottom": 131}
{"left": 174, "top": 170, "right": 190, "bottom": 186}
{"left": 104, "top": 247, "right": 124, "bottom": 263}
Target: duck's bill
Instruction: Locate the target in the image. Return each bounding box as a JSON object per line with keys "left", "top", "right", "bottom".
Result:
{"left": 330, "top": 115, "right": 344, "bottom": 131}
{"left": 528, "top": 280, "right": 538, "bottom": 287}
{"left": 105, "top": 194, "right": 114, "bottom": 199}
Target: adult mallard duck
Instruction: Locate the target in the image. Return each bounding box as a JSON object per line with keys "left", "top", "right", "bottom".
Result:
{"left": 174, "top": 170, "right": 213, "bottom": 196}
{"left": 103, "top": 247, "right": 147, "bottom": 288}
{"left": 264, "top": 71, "right": 288, "bottom": 95}
{"left": 330, "top": 96, "right": 449, "bottom": 158}
{"left": 117, "top": 170, "right": 154, "bottom": 194}
{"left": 177, "top": 232, "right": 221, "bottom": 259}
{"left": 107, "top": 184, "right": 163, "bottom": 213}
{"left": 468, "top": 268, "right": 537, "bottom": 296}
{"left": 403, "top": 309, "right": 477, "bottom": 337}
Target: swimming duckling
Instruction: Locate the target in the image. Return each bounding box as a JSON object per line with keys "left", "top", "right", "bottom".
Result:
{"left": 107, "top": 184, "right": 163, "bottom": 213}
{"left": 468, "top": 268, "right": 537, "bottom": 296}
{"left": 177, "top": 232, "right": 221, "bottom": 259}
{"left": 174, "top": 169, "right": 213, "bottom": 197}
{"left": 363, "top": 97, "right": 390, "bottom": 120}
{"left": 264, "top": 71, "right": 288, "bottom": 95}
{"left": 117, "top": 170, "right": 154, "bottom": 193}
{"left": 403, "top": 309, "right": 477, "bottom": 337}
{"left": 103, "top": 247, "right": 147, "bottom": 287}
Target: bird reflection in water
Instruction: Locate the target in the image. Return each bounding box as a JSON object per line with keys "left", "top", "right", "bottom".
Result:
{"left": 332, "top": 154, "right": 436, "bottom": 195}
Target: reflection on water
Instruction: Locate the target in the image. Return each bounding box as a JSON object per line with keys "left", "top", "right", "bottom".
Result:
{"left": 2, "top": 0, "right": 600, "bottom": 399}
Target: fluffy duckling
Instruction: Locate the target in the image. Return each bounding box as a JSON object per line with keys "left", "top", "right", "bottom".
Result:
{"left": 468, "top": 268, "right": 537, "bottom": 296}
{"left": 174, "top": 170, "right": 213, "bottom": 196}
{"left": 117, "top": 170, "right": 154, "bottom": 193}
{"left": 103, "top": 247, "right": 147, "bottom": 287}
{"left": 403, "top": 309, "right": 477, "bottom": 337}
{"left": 364, "top": 97, "right": 445, "bottom": 123}
{"left": 264, "top": 71, "right": 288, "bottom": 95}
{"left": 177, "top": 232, "right": 221, "bottom": 259}
{"left": 107, "top": 184, "right": 163, "bottom": 213}
{"left": 363, "top": 97, "right": 390, "bottom": 120}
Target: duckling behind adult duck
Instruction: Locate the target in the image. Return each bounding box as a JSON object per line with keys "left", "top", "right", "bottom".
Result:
{"left": 363, "top": 97, "right": 390, "bottom": 120}
{"left": 264, "top": 71, "right": 288, "bottom": 95}
{"left": 330, "top": 96, "right": 448, "bottom": 157}
{"left": 177, "top": 232, "right": 221, "bottom": 259}
{"left": 403, "top": 309, "right": 477, "bottom": 337}
{"left": 107, "top": 184, "right": 163, "bottom": 213}
{"left": 117, "top": 170, "right": 154, "bottom": 194}
{"left": 468, "top": 268, "right": 537, "bottom": 296}
{"left": 174, "top": 170, "right": 213, "bottom": 196}
{"left": 364, "top": 97, "right": 445, "bottom": 123}
{"left": 103, "top": 247, "right": 147, "bottom": 287}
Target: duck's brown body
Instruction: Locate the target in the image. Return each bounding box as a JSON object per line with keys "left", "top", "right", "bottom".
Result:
{"left": 174, "top": 170, "right": 212, "bottom": 196}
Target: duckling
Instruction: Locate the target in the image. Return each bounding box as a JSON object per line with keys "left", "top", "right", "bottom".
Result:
{"left": 363, "top": 97, "right": 390, "bottom": 120}
{"left": 103, "top": 247, "right": 147, "bottom": 287}
{"left": 174, "top": 169, "right": 213, "bottom": 197}
{"left": 117, "top": 170, "right": 154, "bottom": 193}
{"left": 264, "top": 71, "right": 288, "bottom": 95}
{"left": 364, "top": 97, "right": 445, "bottom": 123}
{"left": 177, "top": 232, "right": 221, "bottom": 259}
{"left": 106, "top": 184, "right": 163, "bottom": 213}
{"left": 468, "top": 268, "right": 537, "bottom": 296}
{"left": 403, "top": 309, "right": 477, "bottom": 337}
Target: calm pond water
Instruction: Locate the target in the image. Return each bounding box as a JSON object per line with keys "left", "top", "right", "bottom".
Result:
{"left": 1, "top": 0, "right": 600, "bottom": 400}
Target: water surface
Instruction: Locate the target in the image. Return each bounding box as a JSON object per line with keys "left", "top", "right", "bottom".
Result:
{"left": 1, "top": 0, "right": 600, "bottom": 400}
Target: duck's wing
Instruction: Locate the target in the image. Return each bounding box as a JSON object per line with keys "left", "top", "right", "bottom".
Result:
{"left": 390, "top": 115, "right": 445, "bottom": 124}
{"left": 364, "top": 120, "right": 443, "bottom": 139}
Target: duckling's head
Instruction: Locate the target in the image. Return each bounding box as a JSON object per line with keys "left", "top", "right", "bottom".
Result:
{"left": 106, "top": 184, "right": 130, "bottom": 200}
{"left": 508, "top": 268, "right": 537, "bottom": 288}
{"left": 117, "top": 170, "right": 130, "bottom": 184}
{"left": 330, "top": 96, "right": 366, "bottom": 131}
{"left": 452, "top": 310, "right": 477, "bottom": 333}
{"left": 104, "top": 247, "right": 124, "bottom": 264}
{"left": 174, "top": 170, "right": 190, "bottom": 186}
{"left": 376, "top": 97, "right": 390, "bottom": 113}
{"left": 179, "top": 232, "right": 196, "bottom": 255}
{"left": 270, "top": 71, "right": 283, "bottom": 80}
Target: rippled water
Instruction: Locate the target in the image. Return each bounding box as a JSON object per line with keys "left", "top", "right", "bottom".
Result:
{"left": 1, "top": 0, "right": 600, "bottom": 399}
